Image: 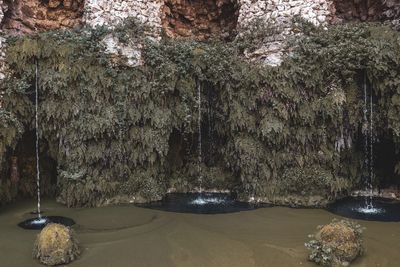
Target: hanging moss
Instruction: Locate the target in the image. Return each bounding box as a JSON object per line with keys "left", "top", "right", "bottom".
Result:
{"left": 1, "top": 19, "right": 400, "bottom": 207}
{"left": 0, "top": 110, "right": 24, "bottom": 202}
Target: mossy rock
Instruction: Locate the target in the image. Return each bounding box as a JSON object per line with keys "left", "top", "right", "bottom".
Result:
{"left": 33, "top": 223, "right": 80, "bottom": 266}
{"left": 305, "top": 219, "right": 364, "bottom": 267}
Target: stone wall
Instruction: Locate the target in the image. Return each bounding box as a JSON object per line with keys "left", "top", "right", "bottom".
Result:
{"left": 1, "top": 0, "right": 399, "bottom": 67}
{"left": 83, "top": 0, "right": 163, "bottom": 36}
{"left": 383, "top": 0, "right": 400, "bottom": 30}
{"left": 0, "top": 0, "right": 6, "bottom": 26}
{"left": 83, "top": 0, "right": 164, "bottom": 67}
{"left": 237, "top": 0, "right": 334, "bottom": 66}
{"left": 0, "top": 0, "right": 399, "bottom": 75}
{"left": 332, "top": 0, "right": 384, "bottom": 22}
{"left": 80, "top": 0, "right": 337, "bottom": 66}
{"left": 238, "top": 0, "right": 333, "bottom": 29}
{"left": 162, "top": 0, "right": 239, "bottom": 40}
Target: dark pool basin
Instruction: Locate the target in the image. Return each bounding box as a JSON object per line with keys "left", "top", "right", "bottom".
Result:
{"left": 18, "top": 216, "right": 76, "bottom": 230}
{"left": 136, "top": 193, "right": 268, "bottom": 214}
{"left": 327, "top": 196, "right": 400, "bottom": 222}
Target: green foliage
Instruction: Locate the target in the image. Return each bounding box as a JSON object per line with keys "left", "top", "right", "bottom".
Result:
{"left": 278, "top": 167, "right": 351, "bottom": 197}
{"left": 0, "top": 110, "right": 24, "bottom": 202}
{"left": 1, "top": 19, "right": 400, "bottom": 206}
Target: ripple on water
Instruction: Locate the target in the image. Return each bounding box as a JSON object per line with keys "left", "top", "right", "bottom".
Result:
{"left": 137, "top": 193, "right": 268, "bottom": 214}
{"left": 18, "top": 216, "right": 76, "bottom": 230}
{"left": 189, "top": 196, "right": 231, "bottom": 205}
{"left": 353, "top": 207, "right": 384, "bottom": 214}
{"left": 327, "top": 197, "right": 400, "bottom": 222}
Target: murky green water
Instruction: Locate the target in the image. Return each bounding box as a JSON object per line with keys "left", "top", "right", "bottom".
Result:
{"left": 0, "top": 200, "right": 399, "bottom": 267}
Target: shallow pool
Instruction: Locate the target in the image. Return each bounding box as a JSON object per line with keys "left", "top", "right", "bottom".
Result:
{"left": 1, "top": 200, "right": 399, "bottom": 266}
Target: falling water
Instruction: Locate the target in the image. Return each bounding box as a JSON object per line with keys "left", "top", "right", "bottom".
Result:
{"left": 207, "top": 86, "right": 213, "bottom": 164}
{"left": 197, "top": 81, "right": 203, "bottom": 192}
{"left": 362, "top": 72, "right": 374, "bottom": 211}
{"left": 368, "top": 76, "right": 375, "bottom": 208}
{"left": 35, "top": 59, "right": 42, "bottom": 218}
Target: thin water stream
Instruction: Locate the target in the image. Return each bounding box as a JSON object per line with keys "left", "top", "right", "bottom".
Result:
{"left": 197, "top": 81, "right": 203, "bottom": 193}
{"left": 35, "top": 59, "right": 42, "bottom": 218}
{"left": 363, "top": 72, "right": 375, "bottom": 211}
{"left": 18, "top": 60, "right": 75, "bottom": 230}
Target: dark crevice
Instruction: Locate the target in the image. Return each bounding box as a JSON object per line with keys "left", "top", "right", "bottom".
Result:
{"left": 4, "top": 130, "right": 58, "bottom": 202}
{"left": 162, "top": 0, "right": 239, "bottom": 41}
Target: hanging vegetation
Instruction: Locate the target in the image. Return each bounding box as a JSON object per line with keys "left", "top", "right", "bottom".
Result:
{"left": 1, "top": 19, "right": 400, "bottom": 207}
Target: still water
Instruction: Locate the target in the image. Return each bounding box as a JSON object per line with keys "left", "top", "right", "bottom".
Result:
{"left": 0, "top": 200, "right": 399, "bottom": 267}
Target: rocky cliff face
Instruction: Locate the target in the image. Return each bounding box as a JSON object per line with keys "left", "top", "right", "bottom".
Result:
{"left": 1, "top": 0, "right": 84, "bottom": 34}
{"left": 0, "top": 0, "right": 7, "bottom": 25}
{"left": 1, "top": 1, "right": 399, "bottom": 36}
{"left": 83, "top": 0, "right": 163, "bottom": 35}
{"left": 383, "top": 0, "right": 400, "bottom": 30}
{"left": 332, "top": 0, "right": 385, "bottom": 22}
{"left": 237, "top": 0, "right": 334, "bottom": 66}
{"left": 331, "top": 0, "right": 400, "bottom": 24}
{"left": 162, "top": 0, "right": 239, "bottom": 40}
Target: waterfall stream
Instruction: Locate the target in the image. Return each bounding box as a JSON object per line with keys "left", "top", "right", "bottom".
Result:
{"left": 35, "top": 59, "right": 42, "bottom": 218}
{"left": 197, "top": 81, "right": 203, "bottom": 192}
{"left": 19, "top": 59, "right": 76, "bottom": 229}
{"left": 363, "top": 72, "right": 375, "bottom": 211}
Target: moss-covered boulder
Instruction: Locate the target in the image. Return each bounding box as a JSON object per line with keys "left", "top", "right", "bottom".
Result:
{"left": 305, "top": 219, "right": 364, "bottom": 267}
{"left": 33, "top": 223, "right": 80, "bottom": 266}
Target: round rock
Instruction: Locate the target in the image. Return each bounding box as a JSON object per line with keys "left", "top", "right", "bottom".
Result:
{"left": 33, "top": 223, "right": 80, "bottom": 266}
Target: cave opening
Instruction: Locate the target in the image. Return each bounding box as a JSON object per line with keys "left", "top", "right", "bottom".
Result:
{"left": 4, "top": 130, "right": 57, "bottom": 202}
{"left": 167, "top": 81, "right": 235, "bottom": 192}
{"left": 374, "top": 134, "right": 400, "bottom": 189}
{"left": 161, "top": 0, "right": 239, "bottom": 41}
{"left": 353, "top": 71, "right": 400, "bottom": 192}
{"left": 354, "top": 129, "right": 400, "bottom": 190}
{"left": 1, "top": 0, "right": 84, "bottom": 34}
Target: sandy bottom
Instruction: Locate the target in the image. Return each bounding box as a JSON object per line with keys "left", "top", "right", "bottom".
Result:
{"left": 0, "top": 200, "right": 399, "bottom": 267}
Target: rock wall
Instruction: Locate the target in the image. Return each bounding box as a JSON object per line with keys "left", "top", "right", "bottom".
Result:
{"left": 332, "top": 0, "right": 400, "bottom": 25}
{"left": 237, "top": 0, "right": 334, "bottom": 66}
{"left": 383, "top": 0, "right": 400, "bottom": 30}
{"left": 1, "top": 0, "right": 84, "bottom": 33}
{"left": 234, "top": 0, "right": 399, "bottom": 66}
{"left": 238, "top": 0, "right": 333, "bottom": 29}
{"left": 83, "top": 0, "right": 163, "bottom": 36}
{"left": 0, "top": 0, "right": 6, "bottom": 25}
{"left": 0, "top": 0, "right": 398, "bottom": 69}
{"left": 83, "top": 0, "right": 163, "bottom": 67}
{"left": 80, "top": 0, "right": 337, "bottom": 66}
{"left": 162, "top": 0, "right": 239, "bottom": 40}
